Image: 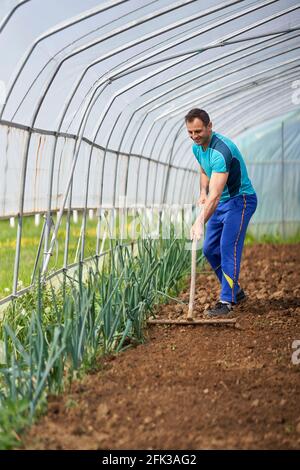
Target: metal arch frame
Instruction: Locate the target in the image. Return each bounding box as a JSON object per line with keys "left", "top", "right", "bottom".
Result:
{"left": 133, "top": 56, "right": 300, "bottom": 199}
{"left": 3, "top": 0, "right": 203, "bottom": 235}
{"left": 0, "top": 0, "right": 31, "bottom": 34}
{"left": 52, "top": 0, "right": 257, "bottom": 189}
{"left": 115, "top": 24, "right": 300, "bottom": 206}
{"left": 111, "top": 25, "right": 300, "bottom": 81}
{"left": 164, "top": 128, "right": 198, "bottom": 204}
{"left": 136, "top": 39, "right": 300, "bottom": 128}
{"left": 135, "top": 57, "right": 296, "bottom": 161}
{"left": 115, "top": 2, "right": 290, "bottom": 157}
{"left": 171, "top": 69, "right": 300, "bottom": 165}
{"left": 89, "top": 54, "right": 195, "bottom": 207}
{"left": 31, "top": 0, "right": 237, "bottom": 268}
{"left": 137, "top": 30, "right": 300, "bottom": 97}
{"left": 130, "top": 26, "right": 300, "bottom": 135}
{"left": 5, "top": 6, "right": 300, "bottom": 280}
{"left": 147, "top": 55, "right": 300, "bottom": 127}
{"left": 46, "top": 0, "right": 247, "bottom": 141}
{"left": 55, "top": 0, "right": 245, "bottom": 261}
{"left": 1, "top": 0, "right": 298, "bottom": 286}
{"left": 44, "top": 45, "right": 183, "bottom": 264}
{"left": 140, "top": 54, "right": 300, "bottom": 156}
{"left": 5, "top": 0, "right": 252, "bottom": 125}
{"left": 45, "top": 0, "right": 240, "bottom": 202}
{"left": 141, "top": 59, "right": 298, "bottom": 198}
{"left": 53, "top": 11, "right": 215, "bottom": 138}
{"left": 228, "top": 107, "right": 300, "bottom": 138}
{"left": 121, "top": 31, "right": 299, "bottom": 176}
{"left": 161, "top": 120, "right": 184, "bottom": 204}
{"left": 0, "top": 0, "right": 128, "bottom": 119}
{"left": 223, "top": 100, "right": 300, "bottom": 136}
{"left": 113, "top": 27, "right": 300, "bottom": 204}
{"left": 11, "top": 0, "right": 210, "bottom": 289}
{"left": 156, "top": 64, "right": 300, "bottom": 171}
{"left": 142, "top": 59, "right": 298, "bottom": 202}
{"left": 37, "top": 0, "right": 260, "bottom": 270}
{"left": 221, "top": 98, "right": 300, "bottom": 137}
{"left": 8, "top": 0, "right": 204, "bottom": 132}
{"left": 173, "top": 81, "right": 300, "bottom": 166}
{"left": 10, "top": 0, "right": 163, "bottom": 122}
{"left": 205, "top": 74, "right": 300, "bottom": 135}
{"left": 7, "top": 0, "right": 277, "bottom": 147}
{"left": 164, "top": 61, "right": 300, "bottom": 138}
{"left": 3, "top": 0, "right": 215, "bottom": 123}
{"left": 172, "top": 72, "right": 299, "bottom": 174}
{"left": 85, "top": 54, "right": 300, "bottom": 213}
{"left": 35, "top": 2, "right": 269, "bottom": 138}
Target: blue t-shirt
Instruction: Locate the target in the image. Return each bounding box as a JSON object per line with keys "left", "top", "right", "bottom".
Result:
{"left": 192, "top": 131, "right": 256, "bottom": 202}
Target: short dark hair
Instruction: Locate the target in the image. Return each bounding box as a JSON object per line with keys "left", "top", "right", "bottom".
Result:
{"left": 185, "top": 108, "right": 210, "bottom": 126}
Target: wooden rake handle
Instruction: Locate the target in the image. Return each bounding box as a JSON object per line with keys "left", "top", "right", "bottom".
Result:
{"left": 187, "top": 204, "right": 204, "bottom": 320}
{"left": 187, "top": 238, "right": 197, "bottom": 320}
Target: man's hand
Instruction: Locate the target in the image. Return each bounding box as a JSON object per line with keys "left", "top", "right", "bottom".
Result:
{"left": 190, "top": 214, "right": 204, "bottom": 240}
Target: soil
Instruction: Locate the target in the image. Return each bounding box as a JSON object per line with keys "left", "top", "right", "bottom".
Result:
{"left": 23, "top": 244, "right": 300, "bottom": 450}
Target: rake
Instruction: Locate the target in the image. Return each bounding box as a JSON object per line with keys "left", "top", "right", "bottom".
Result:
{"left": 148, "top": 238, "right": 236, "bottom": 327}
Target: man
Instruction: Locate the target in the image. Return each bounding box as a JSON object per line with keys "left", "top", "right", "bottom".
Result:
{"left": 187, "top": 108, "right": 257, "bottom": 316}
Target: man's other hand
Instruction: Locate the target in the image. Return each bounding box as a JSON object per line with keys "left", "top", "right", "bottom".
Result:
{"left": 190, "top": 217, "right": 204, "bottom": 240}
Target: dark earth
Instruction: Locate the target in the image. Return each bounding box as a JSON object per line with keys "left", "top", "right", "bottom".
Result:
{"left": 23, "top": 244, "right": 300, "bottom": 450}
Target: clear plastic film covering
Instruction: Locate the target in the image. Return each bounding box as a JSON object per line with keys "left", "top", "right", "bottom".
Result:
{"left": 0, "top": 0, "right": 299, "bottom": 301}
{"left": 236, "top": 110, "right": 300, "bottom": 238}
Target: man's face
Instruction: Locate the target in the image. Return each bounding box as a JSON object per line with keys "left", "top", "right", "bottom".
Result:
{"left": 186, "top": 118, "right": 212, "bottom": 146}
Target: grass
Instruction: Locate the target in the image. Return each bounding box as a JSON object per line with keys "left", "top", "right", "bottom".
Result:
{"left": 0, "top": 213, "right": 102, "bottom": 299}
{"left": 245, "top": 230, "right": 300, "bottom": 245}
{"left": 0, "top": 210, "right": 154, "bottom": 300}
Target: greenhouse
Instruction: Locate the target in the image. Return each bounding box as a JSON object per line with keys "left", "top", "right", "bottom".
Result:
{"left": 0, "top": 0, "right": 299, "bottom": 452}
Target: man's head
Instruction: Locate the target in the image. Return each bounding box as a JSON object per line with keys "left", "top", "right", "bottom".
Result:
{"left": 185, "top": 108, "right": 212, "bottom": 147}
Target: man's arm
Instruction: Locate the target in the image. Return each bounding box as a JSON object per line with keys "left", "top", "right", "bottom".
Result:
{"left": 199, "top": 167, "right": 209, "bottom": 204}
{"left": 191, "top": 172, "right": 228, "bottom": 240}
{"left": 203, "top": 171, "right": 228, "bottom": 223}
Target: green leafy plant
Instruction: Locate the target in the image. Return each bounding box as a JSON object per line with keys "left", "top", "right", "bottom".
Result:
{"left": 0, "top": 232, "right": 204, "bottom": 449}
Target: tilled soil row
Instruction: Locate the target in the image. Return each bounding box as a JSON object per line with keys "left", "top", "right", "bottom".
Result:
{"left": 23, "top": 244, "right": 300, "bottom": 450}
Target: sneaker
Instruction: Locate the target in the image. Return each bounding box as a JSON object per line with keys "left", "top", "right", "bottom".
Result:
{"left": 205, "top": 301, "right": 232, "bottom": 317}
{"left": 236, "top": 288, "right": 246, "bottom": 304}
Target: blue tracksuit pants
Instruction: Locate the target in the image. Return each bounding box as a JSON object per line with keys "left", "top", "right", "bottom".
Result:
{"left": 203, "top": 193, "right": 257, "bottom": 303}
